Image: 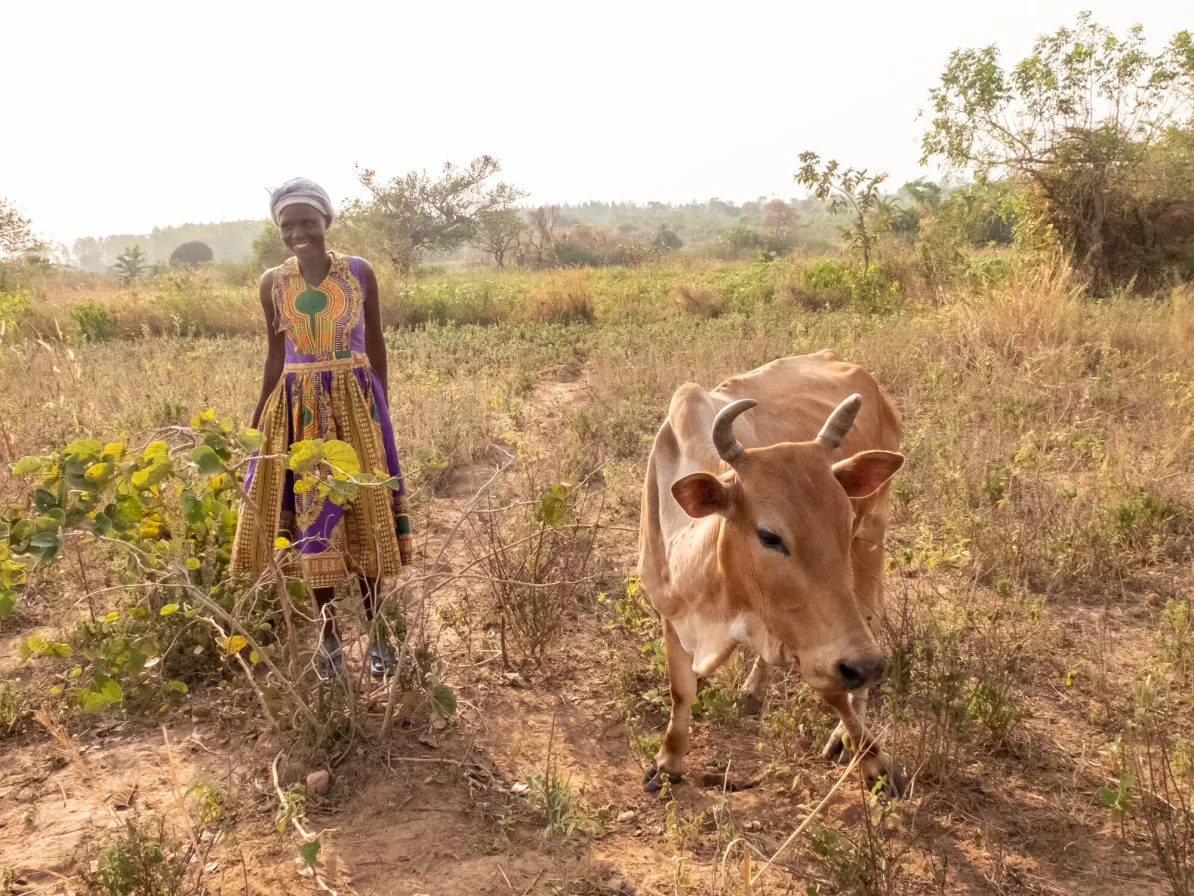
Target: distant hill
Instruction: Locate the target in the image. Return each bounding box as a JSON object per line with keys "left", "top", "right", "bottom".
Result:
{"left": 71, "top": 197, "right": 849, "bottom": 273}
{"left": 72, "top": 220, "right": 266, "bottom": 272}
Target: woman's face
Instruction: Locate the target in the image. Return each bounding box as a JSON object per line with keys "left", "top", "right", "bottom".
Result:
{"left": 278, "top": 204, "right": 329, "bottom": 261}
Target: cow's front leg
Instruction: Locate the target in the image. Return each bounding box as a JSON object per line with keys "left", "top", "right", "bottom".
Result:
{"left": 737, "top": 655, "right": 773, "bottom": 716}
{"left": 644, "top": 619, "right": 698, "bottom": 793}
{"left": 821, "top": 691, "right": 906, "bottom": 796}
{"left": 821, "top": 688, "right": 870, "bottom": 764}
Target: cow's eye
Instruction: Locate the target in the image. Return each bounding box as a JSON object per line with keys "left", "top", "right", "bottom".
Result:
{"left": 756, "top": 528, "right": 790, "bottom": 555}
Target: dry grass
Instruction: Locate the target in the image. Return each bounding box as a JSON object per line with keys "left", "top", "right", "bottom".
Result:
{"left": 672, "top": 282, "right": 726, "bottom": 317}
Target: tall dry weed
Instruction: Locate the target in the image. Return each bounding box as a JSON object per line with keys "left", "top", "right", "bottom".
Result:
{"left": 671, "top": 282, "right": 726, "bottom": 317}
{"left": 949, "top": 259, "right": 1084, "bottom": 366}
{"left": 529, "top": 271, "right": 596, "bottom": 324}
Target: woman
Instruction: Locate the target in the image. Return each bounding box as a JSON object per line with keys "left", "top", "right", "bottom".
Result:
{"left": 231, "top": 178, "right": 413, "bottom": 677}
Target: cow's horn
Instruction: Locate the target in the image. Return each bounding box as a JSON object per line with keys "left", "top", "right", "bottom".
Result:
{"left": 712, "top": 399, "right": 757, "bottom": 463}
{"left": 817, "top": 393, "right": 863, "bottom": 450}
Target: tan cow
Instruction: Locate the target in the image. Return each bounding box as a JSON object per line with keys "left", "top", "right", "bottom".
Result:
{"left": 638, "top": 351, "right": 905, "bottom": 793}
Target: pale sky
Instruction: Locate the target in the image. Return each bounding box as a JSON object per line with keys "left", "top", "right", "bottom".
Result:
{"left": 3, "top": 0, "right": 1189, "bottom": 246}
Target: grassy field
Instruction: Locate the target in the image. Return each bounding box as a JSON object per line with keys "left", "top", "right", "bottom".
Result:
{"left": 1, "top": 255, "right": 1193, "bottom": 895}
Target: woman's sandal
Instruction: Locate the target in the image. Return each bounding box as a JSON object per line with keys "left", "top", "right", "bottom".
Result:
{"left": 369, "top": 647, "right": 395, "bottom": 679}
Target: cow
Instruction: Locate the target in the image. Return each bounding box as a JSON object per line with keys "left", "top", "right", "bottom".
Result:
{"left": 637, "top": 351, "right": 905, "bottom": 794}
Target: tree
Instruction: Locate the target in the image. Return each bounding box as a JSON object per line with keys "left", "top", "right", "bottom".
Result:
{"left": 1, "top": 198, "right": 41, "bottom": 256}
{"left": 519, "top": 206, "right": 562, "bottom": 269}
{"left": 250, "top": 223, "right": 290, "bottom": 269}
{"left": 348, "top": 156, "right": 525, "bottom": 272}
{"left": 763, "top": 199, "right": 797, "bottom": 243}
{"left": 653, "top": 226, "right": 683, "bottom": 251}
{"left": 795, "top": 153, "right": 888, "bottom": 268}
{"left": 470, "top": 208, "right": 525, "bottom": 268}
{"left": 921, "top": 14, "right": 1194, "bottom": 288}
{"left": 112, "top": 245, "right": 147, "bottom": 285}
{"left": 903, "top": 178, "right": 944, "bottom": 215}
{"left": 169, "top": 240, "right": 214, "bottom": 268}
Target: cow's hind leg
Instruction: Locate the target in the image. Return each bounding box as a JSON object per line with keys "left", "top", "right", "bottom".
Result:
{"left": 645, "top": 619, "right": 698, "bottom": 794}
{"left": 737, "top": 655, "right": 773, "bottom": 717}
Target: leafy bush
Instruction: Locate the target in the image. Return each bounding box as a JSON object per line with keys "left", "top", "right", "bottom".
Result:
{"left": 803, "top": 259, "right": 902, "bottom": 313}
{"left": 71, "top": 301, "right": 120, "bottom": 341}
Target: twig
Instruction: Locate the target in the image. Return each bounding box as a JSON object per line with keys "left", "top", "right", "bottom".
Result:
{"left": 749, "top": 748, "right": 865, "bottom": 887}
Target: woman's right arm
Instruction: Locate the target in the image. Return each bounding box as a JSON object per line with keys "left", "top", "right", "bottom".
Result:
{"left": 250, "top": 271, "right": 285, "bottom": 430}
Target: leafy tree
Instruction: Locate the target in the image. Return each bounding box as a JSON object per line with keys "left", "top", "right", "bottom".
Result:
{"left": 470, "top": 208, "right": 525, "bottom": 268}
{"left": 921, "top": 14, "right": 1194, "bottom": 289}
{"left": 653, "top": 226, "right": 683, "bottom": 251}
{"left": 348, "top": 156, "right": 525, "bottom": 272}
{"left": 1, "top": 198, "right": 41, "bottom": 256}
{"left": 112, "top": 245, "right": 147, "bottom": 285}
{"left": 796, "top": 153, "right": 888, "bottom": 268}
{"left": 169, "top": 240, "right": 214, "bottom": 268}
{"left": 763, "top": 199, "right": 798, "bottom": 243}
{"left": 903, "top": 178, "right": 944, "bottom": 215}
{"left": 251, "top": 223, "right": 290, "bottom": 269}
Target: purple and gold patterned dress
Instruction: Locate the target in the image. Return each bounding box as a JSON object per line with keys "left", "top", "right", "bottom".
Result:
{"left": 232, "top": 253, "right": 413, "bottom": 588}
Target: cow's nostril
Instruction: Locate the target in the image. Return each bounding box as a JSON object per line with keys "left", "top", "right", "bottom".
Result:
{"left": 836, "top": 656, "right": 885, "bottom": 689}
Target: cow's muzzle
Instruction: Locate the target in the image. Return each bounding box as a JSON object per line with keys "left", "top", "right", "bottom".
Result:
{"left": 835, "top": 655, "right": 885, "bottom": 691}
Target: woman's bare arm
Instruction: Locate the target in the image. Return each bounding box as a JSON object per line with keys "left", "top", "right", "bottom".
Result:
{"left": 361, "top": 260, "right": 389, "bottom": 404}
{"left": 251, "top": 271, "right": 286, "bottom": 430}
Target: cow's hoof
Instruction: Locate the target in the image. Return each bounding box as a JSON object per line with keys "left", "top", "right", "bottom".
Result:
{"left": 821, "top": 730, "right": 851, "bottom": 765}
{"left": 737, "top": 693, "right": 764, "bottom": 717}
{"left": 642, "top": 765, "right": 681, "bottom": 794}
{"left": 866, "top": 762, "right": 908, "bottom": 799}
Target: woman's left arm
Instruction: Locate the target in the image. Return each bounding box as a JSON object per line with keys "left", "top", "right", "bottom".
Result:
{"left": 362, "top": 260, "right": 388, "bottom": 404}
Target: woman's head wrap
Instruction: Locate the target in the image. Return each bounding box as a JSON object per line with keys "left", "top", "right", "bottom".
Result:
{"left": 269, "top": 178, "right": 335, "bottom": 226}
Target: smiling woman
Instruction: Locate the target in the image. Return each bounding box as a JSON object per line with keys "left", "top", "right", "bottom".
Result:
{"left": 230, "top": 178, "right": 413, "bottom": 679}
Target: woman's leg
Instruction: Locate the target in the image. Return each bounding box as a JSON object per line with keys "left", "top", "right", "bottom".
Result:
{"left": 358, "top": 575, "right": 380, "bottom": 622}
{"left": 314, "top": 586, "right": 337, "bottom": 637}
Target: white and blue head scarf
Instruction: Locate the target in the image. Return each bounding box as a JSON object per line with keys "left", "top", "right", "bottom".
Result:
{"left": 269, "top": 178, "right": 335, "bottom": 226}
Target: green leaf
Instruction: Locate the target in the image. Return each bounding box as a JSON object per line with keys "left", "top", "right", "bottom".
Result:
{"left": 143, "top": 441, "right": 169, "bottom": 462}
{"left": 323, "top": 440, "right": 361, "bottom": 479}
{"left": 112, "top": 495, "right": 142, "bottom": 531}
{"left": 431, "top": 683, "right": 457, "bottom": 717}
{"left": 288, "top": 439, "right": 325, "bottom": 474}
{"left": 185, "top": 557, "right": 201, "bottom": 571}
{"left": 292, "top": 477, "right": 317, "bottom": 495}
{"left": 239, "top": 429, "right": 263, "bottom": 453}
{"left": 79, "top": 677, "right": 123, "bottom": 713}
{"left": 249, "top": 650, "right": 261, "bottom": 665}
{"left": 192, "top": 445, "right": 223, "bottom": 475}
{"left": 64, "top": 439, "right": 103, "bottom": 462}
{"left": 0, "top": 591, "right": 16, "bottom": 618}
{"left": 29, "top": 532, "right": 60, "bottom": 560}
{"left": 299, "top": 839, "right": 322, "bottom": 868}
{"left": 160, "top": 603, "right": 180, "bottom": 616}
{"left": 11, "top": 456, "right": 42, "bottom": 475}
{"left": 166, "top": 680, "right": 189, "bottom": 695}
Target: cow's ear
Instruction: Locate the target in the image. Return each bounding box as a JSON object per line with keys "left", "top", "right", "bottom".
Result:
{"left": 671, "top": 472, "right": 733, "bottom": 518}
{"left": 832, "top": 450, "right": 905, "bottom": 498}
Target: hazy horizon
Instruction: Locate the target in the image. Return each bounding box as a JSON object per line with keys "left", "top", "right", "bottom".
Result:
{"left": 4, "top": 0, "right": 1189, "bottom": 247}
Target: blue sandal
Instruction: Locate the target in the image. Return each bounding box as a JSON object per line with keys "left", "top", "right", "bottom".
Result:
{"left": 369, "top": 647, "right": 395, "bottom": 679}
